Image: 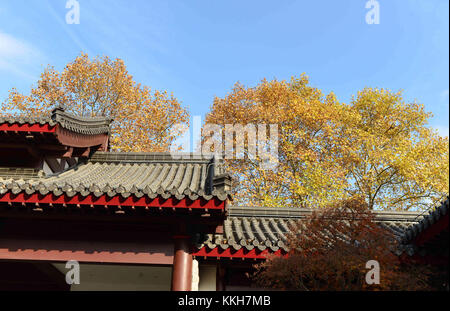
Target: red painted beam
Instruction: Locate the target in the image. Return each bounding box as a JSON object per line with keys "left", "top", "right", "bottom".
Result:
{"left": 0, "top": 192, "right": 226, "bottom": 210}
{"left": 0, "top": 238, "right": 174, "bottom": 265}
{"left": 193, "top": 246, "right": 287, "bottom": 259}
{"left": 0, "top": 123, "right": 56, "bottom": 133}
{"left": 414, "top": 213, "right": 449, "bottom": 246}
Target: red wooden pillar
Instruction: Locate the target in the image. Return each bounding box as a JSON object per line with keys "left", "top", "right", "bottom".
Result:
{"left": 171, "top": 235, "right": 192, "bottom": 291}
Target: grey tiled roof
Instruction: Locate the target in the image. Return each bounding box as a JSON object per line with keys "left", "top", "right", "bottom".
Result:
{"left": 0, "top": 152, "right": 231, "bottom": 201}
{"left": 195, "top": 207, "right": 422, "bottom": 253}
{"left": 0, "top": 106, "right": 112, "bottom": 135}
{"left": 401, "top": 197, "right": 449, "bottom": 243}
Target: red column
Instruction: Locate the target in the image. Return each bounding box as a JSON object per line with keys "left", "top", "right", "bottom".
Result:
{"left": 171, "top": 235, "right": 193, "bottom": 291}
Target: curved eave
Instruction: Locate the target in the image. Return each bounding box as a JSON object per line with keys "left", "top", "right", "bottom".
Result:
{"left": 0, "top": 122, "right": 109, "bottom": 151}
{"left": 401, "top": 197, "right": 449, "bottom": 246}
{"left": 413, "top": 214, "right": 449, "bottom": 247}
{"left": 54, "top": 125, "right": 109, "bottom": 150}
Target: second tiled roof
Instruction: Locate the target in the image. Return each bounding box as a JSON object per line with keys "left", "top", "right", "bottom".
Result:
{"left": 195, "top": 207, "right": 423, "bottom": 252}
{"left": 0, "top": 152, "right": 231, "bottom": 201}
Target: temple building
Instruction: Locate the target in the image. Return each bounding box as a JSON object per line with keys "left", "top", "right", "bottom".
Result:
{"left": 0, "top": 108, "right": 448, "bottom": 290}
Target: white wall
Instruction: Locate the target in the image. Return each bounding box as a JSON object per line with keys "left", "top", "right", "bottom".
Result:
{"left": 191, "top": 259, "right": 199, "bottom": 291}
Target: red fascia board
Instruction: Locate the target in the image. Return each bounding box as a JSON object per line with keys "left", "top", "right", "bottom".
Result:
{"left": 193, "top": 246, "right": 287, "bottom": 259}
{"left": 413, "top": 213, "right": 449, "bottom": 247}
{"left": 0, "top": 192, "right": 225, "bottom": 210}
{"left": 400, "top": 253, "right": 449, "bottom": 265}
{"left": 0, "top": 122, "right": 56, "bottom": 133}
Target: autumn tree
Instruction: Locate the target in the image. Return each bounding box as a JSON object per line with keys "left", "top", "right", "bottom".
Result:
{"left": 344, "top": 88, "right": 449, "bottom": 210}
{"left": 252, "top": 197, "right": 434, "bottom": 291}
{"left": 204, "top": 75, "right": 449, "bottom": 210}
{"left": 1, "top": 53, "right": 189, "bottom": 152}
{"left": 204, "top": 75, "right": 350, "bottom": 208}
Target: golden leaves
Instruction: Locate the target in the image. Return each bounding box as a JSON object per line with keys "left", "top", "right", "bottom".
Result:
{"left": 346, "top": 88, "right": 449, "bottom": 210}
{"left": 205, "top": 74, "right": 349, "bottom": 208}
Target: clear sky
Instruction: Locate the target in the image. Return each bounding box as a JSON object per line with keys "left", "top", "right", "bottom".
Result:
{"left": 0, "top": 0, "right": 448, "bottom": 136}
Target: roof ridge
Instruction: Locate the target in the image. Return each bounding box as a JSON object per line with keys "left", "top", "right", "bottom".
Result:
{"left": 88, "top": 151, "right": 216, "bottom": 163}
{"left": 228, "top": 206, "right": 423, "bottom": 220}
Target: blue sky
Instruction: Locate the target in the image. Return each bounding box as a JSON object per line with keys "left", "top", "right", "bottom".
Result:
{"left": 0, "top": 0, "right": 448, "bottom": 136}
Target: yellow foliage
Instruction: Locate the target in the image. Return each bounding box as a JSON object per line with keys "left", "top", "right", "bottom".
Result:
{"left": 345, "top": 88, "right": 449, "bottom": 210}
{"left": 205, "top": 77, "right": 449, "bottom": 210}
{"left": 205, "top": 75, "right": 350, "bottom": 208}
